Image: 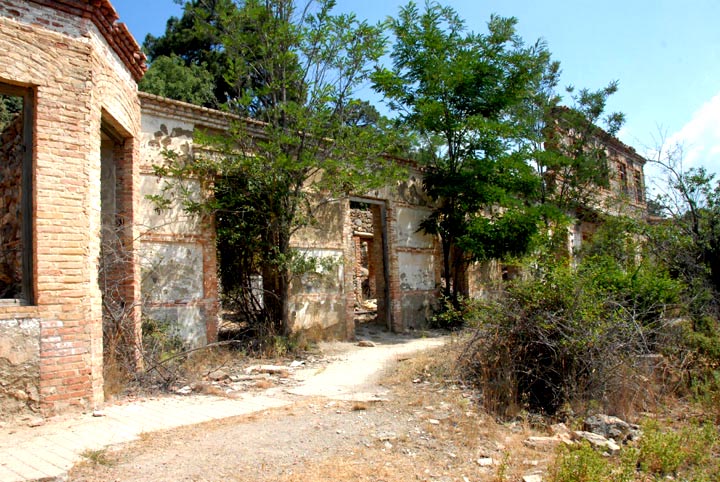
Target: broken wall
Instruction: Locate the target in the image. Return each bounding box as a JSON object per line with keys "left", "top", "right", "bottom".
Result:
{"left": 0, "top": 318, "right": 39, "bottom": 417}
{"left": 290, "top": 199, "right": 348, "bottom": 339}
{"left": 393, "top": 203, "right": 439, "bottom": 330}
{"left": 132, "top": 103, "right": 443, "bottom": 342}
{"left": 360, "top": 169, "right": 440, "bottom": 333}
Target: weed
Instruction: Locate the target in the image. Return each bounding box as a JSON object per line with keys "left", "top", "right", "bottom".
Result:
{"left": 691, "top": 369, "right": 720, "bottom": 423}
{"left": 638, "top": 418, "right": 719, "bottom": 477}
{"left": 548, "top": 442, "right": 612, "bottom": 482}
{"left": 80, "top": 448, "right": 115, "bottom": 467}
{"left": 638, "top": 420, "right": 683, "bottom": 475}
{"left": 493, "top": 451, "right": 510, "bottom": 481}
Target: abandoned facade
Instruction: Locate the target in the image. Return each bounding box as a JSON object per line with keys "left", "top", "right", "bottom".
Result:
{"left": 0, "top": 0, "right": 646, "bottom": 417}
{"left": 467, "top": 122, "right": 648, "bottom": 297}
{"left": 0, "top": 0, "right": 441, "bottom": 416}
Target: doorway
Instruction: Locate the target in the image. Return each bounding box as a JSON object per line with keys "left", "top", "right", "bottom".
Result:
{"left": 99, "top": 119, "right": 139, "bottom": 396}
{"left": 349, "top": 198, "right": 390, "bottom": 332}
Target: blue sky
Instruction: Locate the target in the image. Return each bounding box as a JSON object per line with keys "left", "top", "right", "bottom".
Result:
{"left": 112, "top": 0, "right": 719, "bottom": 183}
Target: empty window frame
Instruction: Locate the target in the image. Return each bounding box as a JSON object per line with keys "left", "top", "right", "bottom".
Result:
{"left": 617, "top": 162, "right": 628, "bottom": 194}
{"left": 633, "top": 170, "right": 644, "bottom": 203}
{"left": 0, "top": 83, "right": 33, "bottom": 302}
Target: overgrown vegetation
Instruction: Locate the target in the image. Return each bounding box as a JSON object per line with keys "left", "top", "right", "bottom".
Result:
{"left": 138, "top": 5, "right": 720, "bottom": 457}
{"left": 459, "top": 217, "right": 681, "bottom": 416}
{"left": 443, "top": 106, "right": 720, "bottom": 419}
{"left": 548, "top": 420, "right": 720, "bottom": 482}
{"left": 150, "top": 0, "right": 405, "bottom": 337}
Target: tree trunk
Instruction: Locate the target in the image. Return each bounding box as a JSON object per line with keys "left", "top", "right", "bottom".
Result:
{"left": 278, "top": 228, "right": 291, "bottom": 336}
{"left": 452, "top": 245, "right": 468, "bottom": 301}
{"left": 441, "top": 235, "right": 451, "bottom": 300}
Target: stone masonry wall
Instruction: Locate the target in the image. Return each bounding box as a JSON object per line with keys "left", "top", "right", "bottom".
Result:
{"left": 0, "top": 318, "right": 39, "bottom": 417}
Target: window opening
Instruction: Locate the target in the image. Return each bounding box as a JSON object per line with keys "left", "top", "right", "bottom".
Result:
{"left": 0, "top": 84, "right": 33, "bottom": 302}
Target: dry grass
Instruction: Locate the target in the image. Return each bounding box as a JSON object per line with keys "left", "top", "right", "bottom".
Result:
{"left": 254, "top": 379, "right": 275, "bottom": 389}
{"left": 102, "top": 356, "right": 130, "bottom": 400}
{"left": 79, "top": 448, "right": 117, "bottom": 467}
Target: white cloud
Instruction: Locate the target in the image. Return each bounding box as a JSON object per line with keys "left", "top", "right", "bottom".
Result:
{"left": 666, "top": 92, "right": 720, "bottom": 176}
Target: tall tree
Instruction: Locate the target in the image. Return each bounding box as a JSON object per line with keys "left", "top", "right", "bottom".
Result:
{"left": 138, "top": 54, "right": 216, "bottom": 105}
{"left": 372, "top": 2, "right": 549, "bottom": 302}
{"left": 141, "top": 0, "right": 239, "bottom": 106}
{"left": 155, "top": 0, "right": 404, "bottom": 335}
{"left": 512, "top": 62, "right": 626, "bottom": 253}
{"left": 651, "top": 143, "right": 720, "bottom": 298}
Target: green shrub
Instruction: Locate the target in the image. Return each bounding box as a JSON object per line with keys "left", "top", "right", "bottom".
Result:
{"left": 429, "top": 295, "right": 481, "bottom": 330}
{"left": 549, "top": 442, "right": 613, "bottom": 482}
{"left": 638, "top": 419, "right": 685, "bottom": 475}
{"left": 691, "top": 370, "right": 720, "bottom": 423}
{"left": 460, "top": 220, "right": 685, "bottom": 416}
{"left": 142, "top": 317, "right": 185, "bottom": 362}
{"left": 638, "top": 419, "right": 719, "bottom": 476}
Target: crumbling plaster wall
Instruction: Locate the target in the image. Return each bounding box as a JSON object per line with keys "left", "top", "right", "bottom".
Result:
{"left": 357, "top": 169, "right": 441, "bottom": 333}
{"left": 138, "top": 94, "right": 220, "bottom": 347}
{"left": 0, "top": 1, "right": 141, "bottom": 413}
{"left": 138, "top": 94, "right": 441, "bottom": 341}
{"left": 290, "top": 198, "right": 348, "bottom": 338}
{"left": 391, "top": 196, "right": 440, "bottom": 331}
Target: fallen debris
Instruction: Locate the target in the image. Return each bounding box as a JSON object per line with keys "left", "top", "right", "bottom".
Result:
{"left": 572, "top": 430, "right": 621, "bottom": 454}
{"left": 244, "top": 365, "right": 290, "bottom": 376}
{"left": 584, "top": 414, "right": 641, "bottom": 442}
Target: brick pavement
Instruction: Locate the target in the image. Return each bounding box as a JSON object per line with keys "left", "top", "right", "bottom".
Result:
{"left": 0, "top": 393, "right": 291, "bottom": 481}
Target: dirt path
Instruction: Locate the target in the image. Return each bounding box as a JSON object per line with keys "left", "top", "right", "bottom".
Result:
{"left": 69, "top": 330, "right": 550, "bottom": 482}
{"left": 286, "top": 332, "right": 447, "bottom": 400}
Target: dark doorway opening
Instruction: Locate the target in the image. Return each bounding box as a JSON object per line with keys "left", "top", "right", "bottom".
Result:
{"left": 349, "top": 199, "right": 389, "bottom": 332}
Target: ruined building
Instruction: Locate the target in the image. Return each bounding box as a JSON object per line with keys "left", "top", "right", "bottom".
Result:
{"left": 0, "top": 0, "right": 646, "bottom": 418}
{"left": 467, "top": 115, "right": 648, "bottom": 297}
{"left": 0, "top": 0, "right": 441, "bottom": 417}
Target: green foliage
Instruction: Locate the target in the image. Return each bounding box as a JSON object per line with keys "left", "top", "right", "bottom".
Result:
{"left": 460, "top": 220, "right": 683, "bottom": 415}
{"left": 141, "top": 317, "right": 185, "bottom": 362}
{"left": 0, "top": 94, "right": 21, "bottom": 129}
{"left": 429, "top": 295, "right": 481, "bottom": 330}
{"left": 549, "top": 420, "right": 720, "bottom": 482}
{"left": 646, "top": 155, "right": 720, "bottom": 385}
{"left": 638, "top": 419, "right": 718, "bottom": 476}
{"left": 139, "top": 54, "right": 216, "bottom": 105}
{"left": 460, "top": 207, "right": 540, "bottom": 262}
{"left": 539, "top": 85, "right": 625, "bottom": 212}
{"left": 372, "top": 1, "right": 550, "bottom": 302}
{"left": 652, "top": 162, "right": 720, "bottom": 297}
{"left": 154, "top": 0, "right": 405, "bottom": 334}
{"left": 142, "top": 0, "right": 239, "bottom": 106}
{"left": 691, "top": 370, "right": 720, "bottom": 423}
{"left": 549, "top": 442, "right": 616, "bottom": 482}
{"left": 80, "top": 448, "right": 116, "bottom": 467}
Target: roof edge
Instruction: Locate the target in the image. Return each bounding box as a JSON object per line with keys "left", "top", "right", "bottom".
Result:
{"left": 28, "top": 0, "right": 147, "bottom": 82}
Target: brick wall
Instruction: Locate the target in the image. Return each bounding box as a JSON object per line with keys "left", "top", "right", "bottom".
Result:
{"left": 0, "top": 1, "right": 141, "bottom": 414}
